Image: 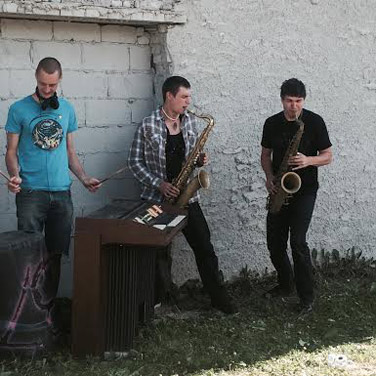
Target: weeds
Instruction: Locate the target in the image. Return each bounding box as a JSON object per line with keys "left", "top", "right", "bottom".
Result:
{"left": 1, "top": 249, "right": 375, "bottom": 376}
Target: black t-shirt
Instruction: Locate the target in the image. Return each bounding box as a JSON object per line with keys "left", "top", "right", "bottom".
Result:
{"left": 261, "top": 109, "right": 332, "bottom": 194}
{"left": 165, "top": 131, "right": 185, "bottom": 183}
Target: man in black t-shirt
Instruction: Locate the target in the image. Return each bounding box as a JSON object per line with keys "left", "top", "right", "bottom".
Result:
{"left": 261, "top": 78, "right": 332, "bottom": 314}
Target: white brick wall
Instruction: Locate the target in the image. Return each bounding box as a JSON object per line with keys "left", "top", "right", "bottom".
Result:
{"left": 0, "top": 100, "right": 12, "bottom": 127}
{"left": 130, "top": 45, "right": 151, "bottom": 70}
{"left": 85, "top": 100, "right": 131, "bottom": 125}
{"left": 68, "top": 99, "right": 86, "bottom": 125}
{"left": 54, "top": 22, "right": 101, "bottom": 42}
{"left": 0, "top": 187, "right": 10, "bottom": 212}
{"left": 0, "top": 18, "right": 164, "bottom": 297}
{"left": 61, "top": 71, "right": 108, "bottom": 99}
{"left": 0, "top": 71, "right": 10, "bottom": 98}
{"left": 131, "top": 99, "right": 154, "bottom": 123}
{"left": 0, "top": 40, "right": 32, "bottom": 69}
{"left": 1, "top": 19, "right": 52, "bottom": 40}
{"left": 0, "top": 214, "right": 17, "bottom": 232}
{"left": 82, "top": 43, "right": 129, "bottom": 71}
{"left": 108, "top": 73, "right": 153, "bottom": 98}
{"left": 101, "top": 25, "right": 138, "bottom": 43}
{"left": 74, "top": 126, "right": 137, "bottom": 153}
{"left": 9, "top": 70, "right": 36, "bottom": 97}
{"left": 81, "top": 151, "right": 127, "bottom": 180}
{"left": 32, "top": 41, "right": 82, "bottom": 69}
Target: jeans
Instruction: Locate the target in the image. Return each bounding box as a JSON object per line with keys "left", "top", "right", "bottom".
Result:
{"left": 16, "top": 190, "right": 74, "bottom": 301}
{"left": 267, "top": 193, "right": 317, "bottom": 304}
{"left": 16, "top": 190, "right": 73, "bottom": 255}
{"left": 182, "top": 202, "right": 223, "bottom": 296}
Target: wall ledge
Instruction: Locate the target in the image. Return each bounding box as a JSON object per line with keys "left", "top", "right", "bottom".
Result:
{"left": 0, "top": 0, "right": 186, "bottom": 25}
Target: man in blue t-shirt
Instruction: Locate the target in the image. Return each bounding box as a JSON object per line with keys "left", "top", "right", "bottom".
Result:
{"left": 5, "top": 57, "right": 101, "bottom": 302}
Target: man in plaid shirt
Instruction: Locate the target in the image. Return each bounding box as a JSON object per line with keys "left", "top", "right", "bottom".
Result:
{"left": 128, "top": 76, "right": 236, "bottom": 314}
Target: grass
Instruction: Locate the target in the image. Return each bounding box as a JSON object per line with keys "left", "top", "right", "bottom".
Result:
{"left": 1, "top": 248, "right": 376, "bottom": 376}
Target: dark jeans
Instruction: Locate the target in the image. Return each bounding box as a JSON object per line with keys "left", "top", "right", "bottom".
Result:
{"left": 155, "top": 202, "right": 224, "bottom": 302}
{"left": 182, "top": 202, "right": 223, "bottom": 297}
{"left": 16, "top": 190, "right": 73, "bottom": 301}
{"left": 267, "top": 193, "right": 316, "bottom": 304}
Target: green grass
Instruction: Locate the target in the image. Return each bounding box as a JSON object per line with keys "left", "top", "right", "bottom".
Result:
{"left": 1, "top": 249, "right": 376, "bottom": 376}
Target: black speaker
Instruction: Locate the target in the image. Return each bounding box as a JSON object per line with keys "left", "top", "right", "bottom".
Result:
{"left": 0, "top": 231, "right": 51, "bottom": 354}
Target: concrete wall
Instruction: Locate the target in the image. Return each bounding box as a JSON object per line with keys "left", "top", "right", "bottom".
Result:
{"left": 1, "top": 0, "right": 376, "bottom": 292}
{"left": 166, "top": 0, "right": 376, "bottom": 283}
{"left": 0, "top": 18, "right": 170, "bottom": 295}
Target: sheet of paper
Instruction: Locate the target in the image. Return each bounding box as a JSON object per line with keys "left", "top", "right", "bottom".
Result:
{"left": 167, "top": 215, "right": 186, "bottom": 227}
{"left": 153, "top": 224, "right": 167, "bottom": 230}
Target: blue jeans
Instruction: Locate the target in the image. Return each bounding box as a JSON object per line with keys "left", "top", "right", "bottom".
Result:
{"left": 15, "top": 190, "right": 73, "bottom": 302}
{"left": 16, "top": 190, "right": 73, "bottom": 256}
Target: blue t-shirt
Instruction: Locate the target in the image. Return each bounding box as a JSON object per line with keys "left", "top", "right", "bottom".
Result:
{"left": 5, "top": 95, "right": 78, "bottom": 191}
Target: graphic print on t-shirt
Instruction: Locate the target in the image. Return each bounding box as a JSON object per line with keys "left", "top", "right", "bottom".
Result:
{"left": 32, "top": 118, "right": 63, "bottom": 150}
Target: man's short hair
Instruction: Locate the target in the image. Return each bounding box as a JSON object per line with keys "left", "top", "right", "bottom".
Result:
{"left": 162, "top": 76, "right": 191, "bottom": 102}
{"left": 280, "top": 78, "right": 306, "bottom": 99}
{"left": 36, "top": 57, "right": 62, "bottom": 77}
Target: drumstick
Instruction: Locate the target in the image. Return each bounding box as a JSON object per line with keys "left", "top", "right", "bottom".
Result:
{"left": 0, "top": 170, "right": 11, "bottom": 182}
{"left": 98, "top": 166, "right": 127, "bottom": 184}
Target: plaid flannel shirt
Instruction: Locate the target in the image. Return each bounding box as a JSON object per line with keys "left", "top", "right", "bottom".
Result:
{"left": 128, "top": 107, "right": 200, "bottom": 203}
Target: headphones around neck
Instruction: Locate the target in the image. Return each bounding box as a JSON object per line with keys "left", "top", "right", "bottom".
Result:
{"left": 35, "top": 87, "right": 60, "bottom": 110}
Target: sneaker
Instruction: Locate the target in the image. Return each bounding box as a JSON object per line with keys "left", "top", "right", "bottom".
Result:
{"left": 263, "top": 285, "right": 293, "bottom": 298}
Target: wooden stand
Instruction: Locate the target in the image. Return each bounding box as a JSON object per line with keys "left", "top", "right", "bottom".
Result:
{"left": 72, "top": 199, "right": 187, "bottom": 357}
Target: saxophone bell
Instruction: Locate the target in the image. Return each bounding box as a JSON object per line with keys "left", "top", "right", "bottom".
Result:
{"left": 175, "top": 169, "right": 210, "bottom": 208}
{"left": 280, "top": 171, "right": 301, "bottom": 194}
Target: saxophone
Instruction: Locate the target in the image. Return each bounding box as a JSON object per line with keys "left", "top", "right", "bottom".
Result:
{"left": 267, "top": 116, "right": 305, "bottom": 214}
{"left": 168, "top": 110, "right": 214, "bottom": 208}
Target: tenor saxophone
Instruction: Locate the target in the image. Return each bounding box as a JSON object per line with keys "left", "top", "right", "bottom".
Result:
{"left": 267, "top": 116, "right": 305, "bottom": 214}
{"left": 168, "top": 110, "right": 214, "bottom": 208}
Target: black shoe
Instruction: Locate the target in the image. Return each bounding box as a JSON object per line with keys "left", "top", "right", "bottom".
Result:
{"left": 263, "top": 285, "right": 293, "bottom": 298}
{"left": 297, "top": 301, "right": 314, "bottom": 316}
{"left": 44, "top": 326, "right": 67, "bottom": 350}
{"left": 212, "top": 299, "right": 237, "bottom": 314}
{"left": 211, "top": 289, "right": 238, "bottom": 314}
